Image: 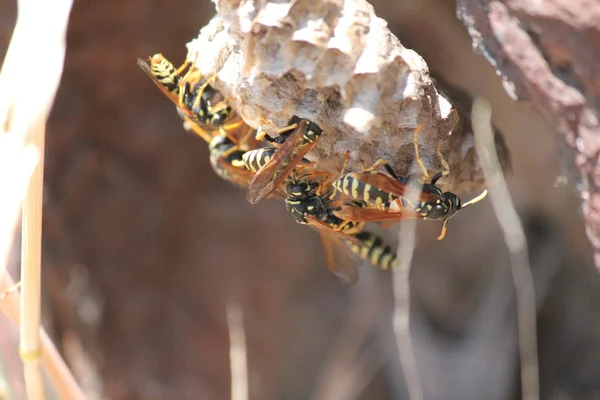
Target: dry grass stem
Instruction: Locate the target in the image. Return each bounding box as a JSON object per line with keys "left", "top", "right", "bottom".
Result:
{"left": 0, "top": 0, "right": 82, "bottom": 398}
{"left": 20, "top": 122, "right": 46, "bottom": 399}
{"left": 0, "top": 275, "right": 86, "bottom": 400}
{"left": 471, "top": 97, "right": 539, "bottom": 400}
{"left": 227, "top": 304, "right": 248, "bottom": 400}
{"left": 0, "top": 135, "right": 38, "bottom": 286}
{"left": 393, "top": 179, "right": 423, "bottom": 400}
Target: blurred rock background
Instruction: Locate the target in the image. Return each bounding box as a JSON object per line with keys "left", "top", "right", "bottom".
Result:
{"left": 1, "top": 0, "right": 599, "bottom": 399}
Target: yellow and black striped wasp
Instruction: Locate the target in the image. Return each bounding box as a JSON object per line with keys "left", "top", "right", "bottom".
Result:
{"left": 231, "top": 119, "right": 316, "bottom": 175}
{"left": 332, "top": 125, "right": 488, "bottom": 239}
{"left": 137, "top": 53, "right": 241, "bottom": 142}
{"left": 243, "top": 116, "right": 324, "bottom": 205}
{"left": 283, "top": 173, "right": 398, "bottom": 284}
{"left": 138, "top": 53, "right": 282, "bottom": 192}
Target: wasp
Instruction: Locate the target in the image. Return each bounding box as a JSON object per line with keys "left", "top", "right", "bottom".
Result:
{"left": 206, "top": 127, "right": 256, "bottom": 188}
{"left": 231, "top": 120, "right": 315, "bottom": 174}
{"left": 244, "top": 116, "right": 324, "bottom": 205}
{"left": 349, "top": 231, "right": 398, "bottom": 272}
{"left": 180, "top": 74, "right": 232, "bottom": 128}
{"left": 138, "top": 54, "right": 275, "bottom": 191}
{"left": 137, "top": 53, "right": 241, "bottom": 142}
{"left": 332, "top": 125, "right": 488, "bottom": 240}
{"left": 195, "top": 121, "right": 285, "bottom": 198}
{"left": 284, "top": 175, "right": 398, "bottom": 284}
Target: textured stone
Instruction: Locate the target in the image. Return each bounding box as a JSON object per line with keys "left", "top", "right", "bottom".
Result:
{"left": 457, "top": 0, "right": 600, "bottom": 267}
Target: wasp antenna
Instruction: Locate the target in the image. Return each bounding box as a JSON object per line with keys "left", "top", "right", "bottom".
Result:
{"left": 382, "top": 163, "right": 401, "bottom": 180}
{"left": 462, "top": 189, "right": 488, "bottom": 208}
{"left": 437, "top": 221, "right": 449, "bottom": 241}
{"left": 435, "top": 140, "right": 451, "bottom": 179}
{"left": 412, "top": 123, "right": 430, "bottom": 180}
{"left": 429, "top": 171, "right": 445, "bottom": 186}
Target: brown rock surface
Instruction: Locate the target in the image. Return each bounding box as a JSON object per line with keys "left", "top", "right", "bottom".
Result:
{"left": 457, "top": 0, "right": 600, "bottom": 268}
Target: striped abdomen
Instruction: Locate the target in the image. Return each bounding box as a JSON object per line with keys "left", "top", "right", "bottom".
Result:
{"left": 150, "top": 56, "right": 179, "bottom": 93}
{"left": 333, "top": 172, "right": 397, "bottom": 206}
{"left": 349, "top": 231, "right": 398, "bottom": 270}
{"left": 239, "top": 148, "right": 277, "bottom": 172}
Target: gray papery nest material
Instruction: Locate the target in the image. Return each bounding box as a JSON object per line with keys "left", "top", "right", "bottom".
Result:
{"left": 187, "top": 0, "right": 508, "bottom": 193}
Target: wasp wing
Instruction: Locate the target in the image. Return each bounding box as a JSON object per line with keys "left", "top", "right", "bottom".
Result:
{"left": 137, "top": 58, "right": 181, "bottom": 104}
{"left": 355, "top": 172, "right": 440, "bottom": 203}
{"left": 333, "top": 204, "right": 421, "bottom": 223}
{"left": 305, "top": 216, "right": 363, "bottom": 286}
{"left": 318, "top": 231, "right": 360, "bottom": 286}
{"left": 246, "top": 119, "right": 312, "bottom": 204}
{"left": 137, "top": 58, "right": 207, "bottom": 129}
{"left": 213, "top": 158, "right": 287, "bottom": 199}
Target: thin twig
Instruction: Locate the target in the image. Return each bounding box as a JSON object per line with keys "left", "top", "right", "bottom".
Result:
{"left": 393, "top": 177, "right": 423, "bottom": 400}
{"left": 21, "top": 122, "right": 46, "bottom": 399}
{"left": 471, "top": 97, "right": 539, "bottom": 400}
{"left": 227, "top": 303, "right": 248, "bottom": 400}
{"left": 0, "top": 274, "right": 86, "bottom": 400}
{"left": 0, "top": 134, "right": 38, "bottom": 289}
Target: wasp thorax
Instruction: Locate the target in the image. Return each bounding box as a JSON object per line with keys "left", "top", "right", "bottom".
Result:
{"left": 208, "top": 134, "right": 234, "bottom": 154}
{"left": 285, "top": 180, "right": 319, "bottom": 197}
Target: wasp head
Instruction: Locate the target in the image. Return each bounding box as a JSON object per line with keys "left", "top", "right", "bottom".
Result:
{"left": 442, "top": 192, "right": 462, "bottom": 221}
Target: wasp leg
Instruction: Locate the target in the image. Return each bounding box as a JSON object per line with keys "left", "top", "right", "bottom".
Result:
{"left": 235, "top": 122, "right": 257, "bottom": 150}
{"left": 299, "top": 171, "right": 333, "bottom": 195}
{"left": 430, "top": 141, "right": 452, "bottom": 185}
{"left": 174, "top": 59, "right": 192, "bottom": 77}
{"left": 435, "top": 137, "right": 451, "bottom": 176}
{"left": 207, "top": 99, "right": 230, "bottom": 115}
{"left": 222, "top": 119, "right": 246, "bottom": 132}
{"left": 192, "top": 74, "right": 218, "bottom": 111}
{"left": 412, "top": 123, "right": 430, "bottom": 180}
{"left": 218, "top": 126, "right": 240, "bottom": 145}
{"left": 255, "top": 120, "right": 299, "bottom": 144}
{"left": 254, "top": 116, "right": 277, "bottom": 141}
{"left": 184, "top": 117, "right": 213, "bottom": 143}
{"left": 176, "top": 53, "right": 200, "bottom": 104}
{"left": 361, "top": 158, "right": 394, "bottom": 173}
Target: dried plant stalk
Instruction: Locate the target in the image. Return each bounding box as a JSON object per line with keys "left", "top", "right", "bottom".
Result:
{"left": 227, "top": 304, "right": 248, "bottom": 400}
{"left": 0, "top": 0, "right": 83, "bottom": 398}
{"left": 186, "top": 0, "right": 497, "bottom": 193}
{"left": 472, "top": 97, "right": 539, "bottom": 400}
{"left": 0, "top": 275, "right": 86, "bottom": 400}
{"left": 20, "top": 120, "right": 46, "bottom": 400}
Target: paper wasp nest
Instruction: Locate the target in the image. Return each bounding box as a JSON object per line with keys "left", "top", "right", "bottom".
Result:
{"left": 187, "top": 0, "right": 501, "bottom": 193}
